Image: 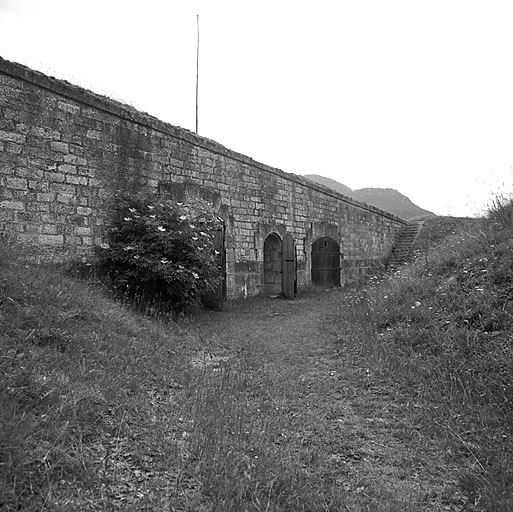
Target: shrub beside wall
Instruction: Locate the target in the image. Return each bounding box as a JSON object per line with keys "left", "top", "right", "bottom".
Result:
{"left": 96, "top": 194, "right": 220, "bottom": 315}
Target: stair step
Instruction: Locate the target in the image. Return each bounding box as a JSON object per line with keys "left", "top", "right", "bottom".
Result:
{"left": 386, "top": 221, "right": 425, "bottom": 267}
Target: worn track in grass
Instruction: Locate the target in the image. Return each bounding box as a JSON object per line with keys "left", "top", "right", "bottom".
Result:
{"left": 187, "top": 288, "right": 467, "bottom": 511}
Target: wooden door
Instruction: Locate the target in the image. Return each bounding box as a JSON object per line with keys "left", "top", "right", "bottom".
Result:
{"left": 202, "top": 225, "right": 226, "bottom": 310}
{"left": 311, "top": 236, "right": 341, "bottom": 287}
{"left": 281, "top": 233, "right": 296, "bottom": 299}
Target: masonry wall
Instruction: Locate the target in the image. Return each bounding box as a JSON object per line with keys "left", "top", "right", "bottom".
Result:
{"left": 0, "top": 57, "right": 407, "bottom": 298}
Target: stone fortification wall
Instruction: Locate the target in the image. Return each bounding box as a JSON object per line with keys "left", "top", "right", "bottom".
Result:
{"left": 0, "top": 57, "right": 407, "bottom": 298}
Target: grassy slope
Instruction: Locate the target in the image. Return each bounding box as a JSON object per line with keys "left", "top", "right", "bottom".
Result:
{"left": 1, "top": 204, "right": 512, "bottom": 511}
{"left": 0, "top": 245, "right": 194, "bottom": 510}
{"left": 332, "top": 211, "right": 513, "bottom": 510}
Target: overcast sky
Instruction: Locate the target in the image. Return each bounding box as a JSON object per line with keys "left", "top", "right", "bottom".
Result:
{"left": 1, "top": 0, "right": 512, "bottom": 217}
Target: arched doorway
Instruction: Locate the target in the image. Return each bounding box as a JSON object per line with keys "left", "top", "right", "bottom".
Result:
{"left": 263, "top": 233, "right": 282, "bottom": 294}
{"left": 311, "top": 236, "right": 341, "bottom": 287}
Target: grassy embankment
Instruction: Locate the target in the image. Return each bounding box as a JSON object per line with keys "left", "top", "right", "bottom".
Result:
{"left": 330, "top": 202, "right": 513, "bottom": 510}
{"left": 1, "top": 198, "right": 512, "bottom": 511}
{"left": 1, "top": 243, "right": 351, "bottom": 511}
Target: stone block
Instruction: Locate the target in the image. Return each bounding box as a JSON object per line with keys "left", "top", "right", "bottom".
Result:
{"left": 63, "top": 234, "right": 81, "bottom": 245}
{"left": 58, "top": 164, "right": 77, "bottom": 174}
{"left": 42, "top": 224, "right": 57, "bottom": 234}
{"left": 86, "top": 129, "right": 102, "bottom": 140}
{"left": 50, "top": 141, "right": 69, "bottom": 153}
{"left": 5, "top": 142, "right": 22, "bottom": 154}
{"left": 44, "top": 171, "right": 65, "bottom": 183}
{"left": 30, "top": 127, "right": 61, "bottom": 140}
{"left": 25, "top": 223, "right": 41, "bottom": 233}
{"left": 50, "top": 204, "right": 75, "bottom": 216}
{"left": 27, "top": 202, "right": 50, "bottom": 212}
{"left": 6, "top": 176, "right": 27, "bottom": 190}
{"left": 77, "top": 206, "right": 92, "bottom": 216}
{"left": 63, "top": 154, "right": 87, "bottom": 166}
{"left": 0, "top": 186, "right": 13, "bottom": 198}
{"left": 75, "top": 226, "right": 92, "bottom": 236}
{"left": 0, "top": 129, "right": 25, "bottom": 143}
{"left": 58, "top": 101, "right": 80, "bottom": 114}
{"left": 66, "top": 175, "right": 88, "bottom": 185}
{"left": 56, "top": 193, "right": 76, "bottom": 204}
{"left": 39, "top": 234, "right": 64, "bottom": 245}
{"left": 0, "top": 200, "right": 24, "bottom": 210}
{"left": 53, "top": 183, "right": 75, "bottom": 194}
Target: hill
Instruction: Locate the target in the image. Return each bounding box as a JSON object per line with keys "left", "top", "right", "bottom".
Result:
{"left": 304, "top": 174, "right": 436, "bottom": 220}
{"left": 353, "top": 187, "right": 436, "bottom": 220}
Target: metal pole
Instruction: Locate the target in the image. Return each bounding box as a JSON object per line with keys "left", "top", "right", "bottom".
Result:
{"left": 196, "top": 14, "right": 199, "bottom": 134}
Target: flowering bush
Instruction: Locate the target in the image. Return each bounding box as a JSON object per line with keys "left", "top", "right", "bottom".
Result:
{"left": 97, "top": 193, "right": 221, "bottom": 316}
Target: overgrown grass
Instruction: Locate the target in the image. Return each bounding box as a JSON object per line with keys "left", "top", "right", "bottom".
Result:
{"left": 331, "top": 203, "right": 513, "bottom": 511}
{"left": 0, "top": 241, "right": 192, "bottom": 510}
{"left": 3, "top": 200, "right": 513, "bottom": 511}
{"left": 0, "top": 242, "right": 349, "bottom": 511}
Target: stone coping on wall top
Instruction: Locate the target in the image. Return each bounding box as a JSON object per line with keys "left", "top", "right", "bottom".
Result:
{"left": 0, "top": 56, "right": 407, "bottom": 225}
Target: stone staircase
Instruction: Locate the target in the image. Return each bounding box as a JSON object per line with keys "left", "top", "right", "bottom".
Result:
{"left": 387, "top": 220, "right": 425, "bottom": 267}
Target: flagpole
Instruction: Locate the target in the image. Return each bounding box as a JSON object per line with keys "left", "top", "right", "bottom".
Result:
{"left": 195, "top": 14, "right": 199, "bottom": 134}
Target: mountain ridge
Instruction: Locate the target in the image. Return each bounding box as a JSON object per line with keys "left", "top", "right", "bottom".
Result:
{"left": 304, "top": 174, "right": 436, "bottom": 221}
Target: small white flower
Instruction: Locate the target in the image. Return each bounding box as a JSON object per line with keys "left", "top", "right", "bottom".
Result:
{"left": 192, "top": 236, "right": 198, "bottom": 241}
{"left": 176, "top": 202, "right": 183, "bottom": 206}
{"left": 148, "top": 205, "right": 155, "bottom": 209}
{"left": 149, "top": 214, "right": 156, "bottom": 219}
{"left": 100, "top": 242, "right": 110, "bottom": 249}
{"left": 124, "top": 217, "right": 132, "bottom": 221}
{"left": 160, "top": 259, "right": 169, "bottom": 264}
{"left": 192, "top": 272, "right": 199, "bottom": 279}
{"left": 414, "top": 301, "right": 421, "bottom": 307}
{"left": 200, "top": 231, "right": 207, "bottom": 236}
{"left": 124, "top": 245, "right": 135, "bottom": 251}
{"left": 179, "top": 215, "right": 187, "bottom": 221}
{"left": 133, "top": 255, "right": 140, "bottom": 259}
{"left": 128, "top": 208, "right": 137, "bottom": 213}
{"left": 189, "top": 224, "right": 195, "bottom": 229}
{"left": 157, "top": 226, "right": 166, "bottom": 231}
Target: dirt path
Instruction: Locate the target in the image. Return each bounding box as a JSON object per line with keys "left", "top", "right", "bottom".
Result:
{"left": 186, "top": 289, "right": 468, "bottom": 511}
